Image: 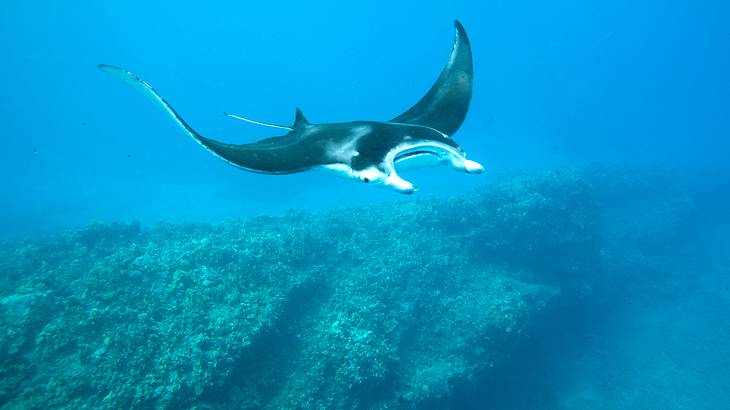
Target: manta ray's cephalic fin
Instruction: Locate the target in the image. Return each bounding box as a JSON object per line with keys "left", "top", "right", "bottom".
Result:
{"left": 390, "top": 20, "right": 473, "bottom": 136}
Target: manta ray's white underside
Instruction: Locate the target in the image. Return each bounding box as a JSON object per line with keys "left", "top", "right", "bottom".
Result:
{"left": 321, "top": 140, "right": 484, "bottom": 194}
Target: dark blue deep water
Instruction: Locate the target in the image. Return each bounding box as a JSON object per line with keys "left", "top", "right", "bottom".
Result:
{"left": 1, "top": 1, "right": 729, "bottom": 409}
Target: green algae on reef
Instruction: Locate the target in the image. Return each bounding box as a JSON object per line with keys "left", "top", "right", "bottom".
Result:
{"left": 0, "top": 171, "right": 600, "bottom": 409}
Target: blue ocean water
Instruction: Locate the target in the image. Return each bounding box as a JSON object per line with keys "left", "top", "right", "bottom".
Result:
{"left": 1, "top": 0, "right": 729, "bottom": 408}
{"left": 2, "top": 0, "right": 728, "bottom": 238}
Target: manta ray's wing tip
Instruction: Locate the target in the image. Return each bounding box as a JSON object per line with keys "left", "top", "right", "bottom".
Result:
{"left": 97, "top": 64, "right": 133, "bottom": 79}
{"left": 97, "top": 64, "right": 118, "bottom": 72}
{"left": 453, "top": 20, "right": 469, "bottom": 41}
{"left": 454, "top": 20, "right": 466, "bottom": 33}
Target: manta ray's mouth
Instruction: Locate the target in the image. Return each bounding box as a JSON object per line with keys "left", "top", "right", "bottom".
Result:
{"left": 389, "top": 141, "right": 482, "bottom": 177}
{"left": 394, "top": 150, "right": 435, "bottom": 163}
{"left": 390, "top": 142, "right": 463, "bottom": 171}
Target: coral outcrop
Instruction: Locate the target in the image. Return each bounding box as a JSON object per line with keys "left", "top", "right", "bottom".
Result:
{"left": 0, "top": 171, "right": 600, "bottom": 409}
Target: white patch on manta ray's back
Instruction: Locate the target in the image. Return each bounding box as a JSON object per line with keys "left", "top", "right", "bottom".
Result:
{"left": 325, "top": 125, "right": 370, "bottom": 163}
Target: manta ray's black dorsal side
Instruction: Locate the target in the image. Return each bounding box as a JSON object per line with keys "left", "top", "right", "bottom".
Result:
{"left": 390, "top": 20, "right": 473, "bottom": 136}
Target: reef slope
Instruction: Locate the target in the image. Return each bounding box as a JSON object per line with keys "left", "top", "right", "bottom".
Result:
{"left": 0, "top": 171, "right": 600, "bottom": 409}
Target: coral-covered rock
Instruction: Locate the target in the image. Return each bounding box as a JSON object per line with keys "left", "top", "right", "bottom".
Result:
{"left": 0, "top": 171, "right": 600, "bottom": 409}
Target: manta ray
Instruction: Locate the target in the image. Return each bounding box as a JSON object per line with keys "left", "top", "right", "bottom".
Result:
{"left": 99, "top": 20, "right": 483, "bottom": 194}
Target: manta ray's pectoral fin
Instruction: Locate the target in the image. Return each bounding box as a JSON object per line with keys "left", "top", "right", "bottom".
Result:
{"left": 98, "top": 64, "right": 310, "bottom": 175}
{"left": 98, "top": 64, "right": 208, "bottom": 143}
{"left": 389, "top": 20, "right": 473, "bottom": 136}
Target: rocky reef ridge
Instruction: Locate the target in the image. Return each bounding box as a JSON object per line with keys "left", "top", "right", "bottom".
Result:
{"left": 0, "top": 171, "right": 601, "bottom": 409}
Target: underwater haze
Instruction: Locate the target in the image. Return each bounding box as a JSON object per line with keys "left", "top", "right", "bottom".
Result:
{"left": 2, "top": 0, "right": 728, "bottom": 237}
{"left": 1, "top": 0, "right": 730, "bottom": 409}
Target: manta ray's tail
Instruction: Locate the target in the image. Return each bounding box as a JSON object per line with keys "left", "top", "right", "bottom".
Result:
{"left": 98, "top": 64, "right": 204, "bottom": 143}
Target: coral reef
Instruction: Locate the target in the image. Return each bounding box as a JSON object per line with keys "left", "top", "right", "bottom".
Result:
{"left": 0, "top": 171, "right": 601, "bottom": 409}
